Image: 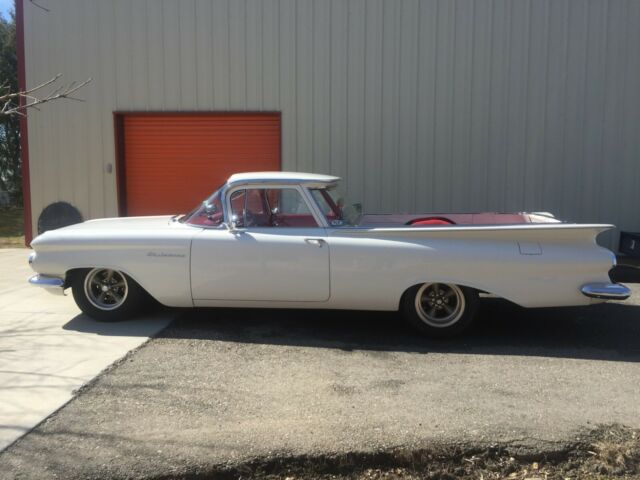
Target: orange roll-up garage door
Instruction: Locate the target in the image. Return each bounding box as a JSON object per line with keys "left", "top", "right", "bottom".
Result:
{"left": 120, "top": 113, "right": 280, "bottom": 216}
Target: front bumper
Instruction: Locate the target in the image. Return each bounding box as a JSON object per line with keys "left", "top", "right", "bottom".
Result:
{"left": 580, "top": 282, "right": 631, "bottom": 300}
{"left": 28, "top": 274, "right": 66, "bottom": 295}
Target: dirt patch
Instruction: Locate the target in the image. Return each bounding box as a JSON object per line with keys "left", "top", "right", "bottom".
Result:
{"left": 0, "top": 206, "right": 24, "bottom": 247}
{"left": 153, "top": 425, "right": 639, "bottom": 480}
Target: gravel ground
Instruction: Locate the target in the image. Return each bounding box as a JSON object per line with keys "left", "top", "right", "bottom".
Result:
{"left": 1, "top": 288, "right": 639, "bottom": 479}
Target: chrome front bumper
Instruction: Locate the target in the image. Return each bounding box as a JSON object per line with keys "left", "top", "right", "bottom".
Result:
{"left": 581, "top": 282, "right": 631, "bottom": 300}
{"left": 28, "top": 274, "right": 66, "bottom": 295}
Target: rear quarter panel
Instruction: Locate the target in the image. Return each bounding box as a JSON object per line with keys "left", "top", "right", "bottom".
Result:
{"left": 326, "top": 225, "right": 615, "bottom": 310}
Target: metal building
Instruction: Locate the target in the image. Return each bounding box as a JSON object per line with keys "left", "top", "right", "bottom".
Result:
{"left": 19, "top": 0, "right": 640, "bottom": 247}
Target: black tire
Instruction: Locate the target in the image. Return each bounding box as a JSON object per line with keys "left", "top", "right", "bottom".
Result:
{"left": 70, "top": 268, "right": 147, "bottom": 321}
{"left": 401, "top": 283, "right": 479, "bottom": 338}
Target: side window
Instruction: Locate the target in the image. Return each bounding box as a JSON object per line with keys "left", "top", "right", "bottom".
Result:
{"left": 230, "top": 188, "right": 319, "bottom": 228}
{"left": 271, "top": 189, "right": 313, "bottom": 215}
{"left": 246, "top": 189, "right": 266, "bottom": 216}
{"left": 265, "top": 188, "right": 318, "bottom": 227}
{"left": 244, "top": 189, "right": 269, "bottom": 227}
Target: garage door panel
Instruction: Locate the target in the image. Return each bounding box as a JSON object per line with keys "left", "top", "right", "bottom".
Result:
{"left": 122, "top": 114, "right": 280, "bottom": 216}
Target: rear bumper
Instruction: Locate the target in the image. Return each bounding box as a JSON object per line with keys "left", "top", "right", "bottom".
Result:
{"left": 580, "top": 282, "right": 631, "bottom": 300}
{"left": 28, "top": 274, "right": 66, "bottom": 295}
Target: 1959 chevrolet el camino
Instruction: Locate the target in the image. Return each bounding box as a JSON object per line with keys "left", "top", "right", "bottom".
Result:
{"left": 28, "top": 172, "right": 631, "bottom": 337}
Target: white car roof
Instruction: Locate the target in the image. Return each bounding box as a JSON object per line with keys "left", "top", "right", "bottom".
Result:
{"left": 227, "top": 171, "right": 341, "bottom": 187}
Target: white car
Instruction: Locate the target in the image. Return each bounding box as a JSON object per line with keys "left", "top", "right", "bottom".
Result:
{"left": 28, "top": 172, "right": 630, "bottom": 337}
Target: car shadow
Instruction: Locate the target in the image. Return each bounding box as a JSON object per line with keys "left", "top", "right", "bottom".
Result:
{"left": 610, "top": 264, "right": 640, "bottom": 283}
{"left": 158, "top": 299, "right": 640, "bottom": 362}
{"left": 62, "top": 310, "right": 174, "bottom": 337}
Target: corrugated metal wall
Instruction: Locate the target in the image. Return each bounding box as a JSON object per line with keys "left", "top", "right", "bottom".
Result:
{"left": 24, "top": 0, "right": 640, "bottom": 247}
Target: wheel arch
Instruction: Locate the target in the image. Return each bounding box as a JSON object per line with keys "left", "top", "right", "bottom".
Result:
{"left": 397, "top": 279, "right": 495, "bottom": 310}
{"left": 64, "top": 266, "right": 163, "bottom": 305}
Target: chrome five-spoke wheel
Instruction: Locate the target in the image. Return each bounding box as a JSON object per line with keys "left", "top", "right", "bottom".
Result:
{"left": 84, "top": 268, "right": 129, "bottom": 311}
{"left": 402, "top": 282, "right": 479, "bottom": 337}
{"left": 415, "top": 283, "right": 465, "bottom": 328}
{"left": 72, "top": 268, "right": 146, "bottom": 321}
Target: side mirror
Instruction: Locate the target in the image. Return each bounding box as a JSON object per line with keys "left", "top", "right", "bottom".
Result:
{"left": 204, "top": 203, "right": 217, "bottom": 219}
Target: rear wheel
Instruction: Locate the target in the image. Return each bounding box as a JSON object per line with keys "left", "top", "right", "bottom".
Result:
{"left": 401, "top": 283, "right": 479, "bottom": 337}
{"left": 71, "top": 268, "right": 147, "bottom": 321}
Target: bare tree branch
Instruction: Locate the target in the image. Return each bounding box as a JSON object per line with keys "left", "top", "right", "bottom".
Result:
{"left": 0, "top": 74, "right": 92, "bottom": 117}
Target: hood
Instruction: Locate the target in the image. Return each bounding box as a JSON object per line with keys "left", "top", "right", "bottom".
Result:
{"left": 58, "top": 215, "right": 176, "bottom": 231}
{"left": 30, "top": 215, "right": 181, "bottom": 247}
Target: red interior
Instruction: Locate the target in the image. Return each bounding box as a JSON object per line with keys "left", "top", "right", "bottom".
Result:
{"left": 360, "top": 212, "right": 542, "bottom": 227}
{"left": 409, "top": 217, "right": 456, "bottom": 226}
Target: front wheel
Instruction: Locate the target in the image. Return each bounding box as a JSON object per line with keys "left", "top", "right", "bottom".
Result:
{"left": 401, "top": 283, "right": 479, "bottom": 338}
{"left": 71, "top": 268, "right": 147, "bottom": 321}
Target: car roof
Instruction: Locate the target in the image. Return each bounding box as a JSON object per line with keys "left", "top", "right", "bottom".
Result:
{"left": 226, "top": 171, "right": 341, "bottom": 187}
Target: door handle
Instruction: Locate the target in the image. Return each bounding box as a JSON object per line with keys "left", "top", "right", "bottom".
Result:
{"left": 305, "top": 238, "right": 326, "bottom": 247}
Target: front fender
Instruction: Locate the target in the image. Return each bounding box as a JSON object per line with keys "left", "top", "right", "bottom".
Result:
{"left": 30, "top": 234, "right": 195, "bottom": 308}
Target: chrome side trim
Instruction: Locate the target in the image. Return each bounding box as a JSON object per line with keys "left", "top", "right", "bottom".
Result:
{"left": 28, "top": 274, "right": 66, "bottom": 295}
{"left": 580, "top": 282, "right": 631, "bottom": 300}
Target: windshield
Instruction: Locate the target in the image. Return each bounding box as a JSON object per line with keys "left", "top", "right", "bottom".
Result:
{"left": 310, "top": 185, "right": 362, "bottom": 227}
{"left": 181, "top": 186, "right": 225, "bottom": 227}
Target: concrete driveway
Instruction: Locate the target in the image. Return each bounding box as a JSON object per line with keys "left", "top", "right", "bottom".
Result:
{"left": 0, "top": 248, "right": 172, "bottom": 451}
{"left": 0, "top": 284, "right": 638, "bottom": 479}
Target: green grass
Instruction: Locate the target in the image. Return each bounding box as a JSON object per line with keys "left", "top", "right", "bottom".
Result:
{"left": 0, "top": 206, "right": 25, "bottom": 247}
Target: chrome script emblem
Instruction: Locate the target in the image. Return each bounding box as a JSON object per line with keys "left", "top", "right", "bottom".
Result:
{"left": 146, "top": 252, "right": 186, "bottom": 258}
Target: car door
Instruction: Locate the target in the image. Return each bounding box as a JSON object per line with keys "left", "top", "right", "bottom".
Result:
{"left": 190, "top": 186, "right": 330, "bottom": 302}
